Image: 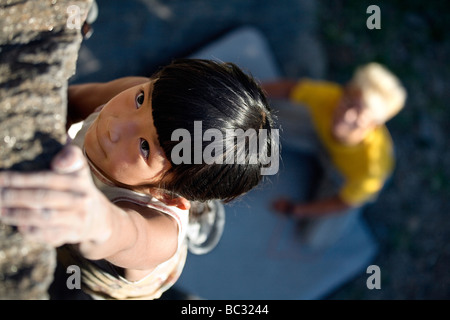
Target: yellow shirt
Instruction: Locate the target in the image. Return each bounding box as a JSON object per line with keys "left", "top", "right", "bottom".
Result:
{"left": 290, "top": 79, "right": 395, "bottom": 206}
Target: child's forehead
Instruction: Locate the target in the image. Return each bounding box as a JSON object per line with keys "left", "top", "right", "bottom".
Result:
{"left": 127, "top": 79, "right": 155, "bottom": 100}
{"left": 144, "top": 79, "right": 156, "bottom": 95}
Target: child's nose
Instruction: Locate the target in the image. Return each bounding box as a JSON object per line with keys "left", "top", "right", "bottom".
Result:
{"left": 108, "top": 117, "right": 137, "bottom": 143}
{"left": 109, "top": 127, "right": 120, "bottom": 143}
{"left": 343, "top": 109, "right": 358, "bottom": 123}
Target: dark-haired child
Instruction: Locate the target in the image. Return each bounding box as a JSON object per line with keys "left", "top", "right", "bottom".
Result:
{"left": 0, "top": 59, "right": 278, "bottom": 299}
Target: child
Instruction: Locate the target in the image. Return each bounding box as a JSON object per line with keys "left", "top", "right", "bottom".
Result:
{"left": 0, "top": 59, "right": 278, "bottom": 299}
{"left": 265, "top": 63, "right": 406, "bottom": 243}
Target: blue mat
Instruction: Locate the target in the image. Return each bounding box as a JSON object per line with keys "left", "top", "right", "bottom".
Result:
{"left": 176, "top": 146, "right": 377, "bottom": 300}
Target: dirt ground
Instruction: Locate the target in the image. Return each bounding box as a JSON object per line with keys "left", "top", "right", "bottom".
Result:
{"left": 318, "top": 0, "right": 450, "bottom": 299}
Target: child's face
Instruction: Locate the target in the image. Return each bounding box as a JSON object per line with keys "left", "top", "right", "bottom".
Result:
{"left": 332, "top": 86, "right": 377, "bottom": 145}
{"left": 84, "top": 80, "right": 171, "bottom": 188}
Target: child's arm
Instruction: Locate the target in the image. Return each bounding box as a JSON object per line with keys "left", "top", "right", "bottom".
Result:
{"left": 67, "top": 76, "right": 149, "bottom": 129}
{"left": 80, "top": 200, "right": 179, "bottom": 277}
{"left": 261, "top": 79, "right": 298, "bottom": 100}
{"left": 262, "top": 78, "right": 343, "bottom": 111}
{"left": 0, "top": 145, "right": 178, "bottom": 277}
{"left": 272, "top": 196, "right": 354, "bottom": 218}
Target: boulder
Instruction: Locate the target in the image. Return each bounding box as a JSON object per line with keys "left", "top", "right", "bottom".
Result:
{"left": 0, "top": 0, "right": 91, "bottom": 299}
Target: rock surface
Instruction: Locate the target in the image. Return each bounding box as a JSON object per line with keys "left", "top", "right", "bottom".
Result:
{"left": 0, "top": 0, "right": 91, "bottom": 299}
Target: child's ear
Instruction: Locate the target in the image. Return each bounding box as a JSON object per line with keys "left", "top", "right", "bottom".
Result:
{"left": 163, "top": 196, "right": 191, "bottom": 211}
{"left": 145, "top": 187, "right": 191, "bottom": 210}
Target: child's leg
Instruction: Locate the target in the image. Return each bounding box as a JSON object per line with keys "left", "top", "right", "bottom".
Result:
{"left": 300, "top": 159, "right": 361, "bottom": 249}
{"left": 300, "top": 207, "right": 362, "bottom": 249}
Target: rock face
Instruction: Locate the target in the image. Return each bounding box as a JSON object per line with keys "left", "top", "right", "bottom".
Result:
{"left": 0, "top": 0, "right": 91, "bottom": 299}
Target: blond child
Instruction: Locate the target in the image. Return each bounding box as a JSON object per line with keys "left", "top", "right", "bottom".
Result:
{"left": 266, "top": 63, "right": 406, "bottom": 222}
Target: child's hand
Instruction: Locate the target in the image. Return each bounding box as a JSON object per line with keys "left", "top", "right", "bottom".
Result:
{"left": 271, "top": 197, "right": 295, "bottom": 215}
{"left": 0, "top": 145, "right": 111, "bottom": 247}
{"left": 272, "top": 197, "right": 311, "bottom": 218}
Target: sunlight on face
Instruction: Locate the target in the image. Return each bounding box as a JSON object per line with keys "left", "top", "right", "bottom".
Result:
{"left": 84, "top": 81, "right": 171, "bottom": 188}
{"left": 332, "top": 87, "right": 378, "bottom": 146}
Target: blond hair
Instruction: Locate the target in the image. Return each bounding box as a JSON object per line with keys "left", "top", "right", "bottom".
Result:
{"left": 350, "top": 62, "right": 407, "bottom": 124}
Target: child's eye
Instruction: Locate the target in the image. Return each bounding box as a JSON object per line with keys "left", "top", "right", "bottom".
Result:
{"left": 140, "top": 138, "right": 150, "bottom": 160}
{"left": 136, "top": 91, "right": 145, "bottom": 109}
